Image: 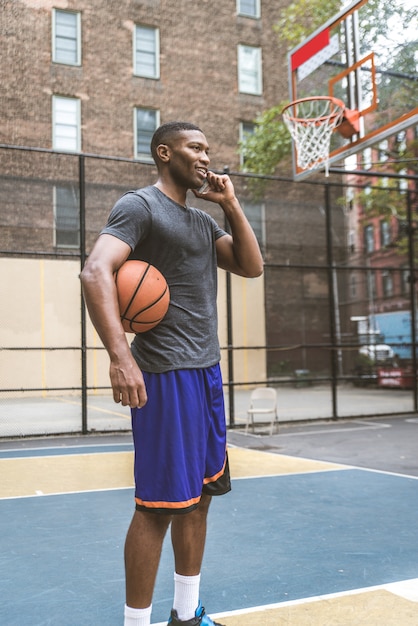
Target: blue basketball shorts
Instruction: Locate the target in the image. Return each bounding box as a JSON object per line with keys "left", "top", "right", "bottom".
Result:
{"left": 130, "top": 364, "right": 231, "bottom": 514}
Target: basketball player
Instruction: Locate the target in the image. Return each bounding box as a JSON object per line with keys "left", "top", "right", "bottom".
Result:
{"left": 80, "top": 122, "right": 263, "bottom": 626}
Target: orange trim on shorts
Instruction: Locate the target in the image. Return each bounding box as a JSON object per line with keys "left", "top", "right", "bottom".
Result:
{"left": 203, "top": 454, "right": 227, "bottom": 485}
{"left": 135, "top": 495, "right": 202, "bottom": 510}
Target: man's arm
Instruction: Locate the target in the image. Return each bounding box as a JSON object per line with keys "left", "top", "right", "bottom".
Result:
{"left": 194, "top": 173, "right": 264, "bottom": 277}
{"left": 80, "top": 233, "right": 147, "bottom": 408}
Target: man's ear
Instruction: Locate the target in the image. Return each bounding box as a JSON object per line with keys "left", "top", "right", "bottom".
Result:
{"left": 156, "top": 143, "right": 170, "bottom": 163}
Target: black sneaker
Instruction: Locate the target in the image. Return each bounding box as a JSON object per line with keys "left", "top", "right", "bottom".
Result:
{"left": 167, "top": 601, "right": 225, "bottom": 626}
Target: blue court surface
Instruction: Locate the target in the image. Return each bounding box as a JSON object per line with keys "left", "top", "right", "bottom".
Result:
{"left": 1, "top": 439, "right": 418, "bottom": 625}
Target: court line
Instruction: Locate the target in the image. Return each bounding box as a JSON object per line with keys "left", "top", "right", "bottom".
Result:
{"left": 240, "top": 419, "right": 392, "bottom": 438}
{"left": 231, "top": 463, "right": 418, "bottom": 481}
{"left": 228, "top": 444, "right": 418, "bottom": 481}
{"left": 0, "top": 485, "right": 134, "bottom": 501}
{"left": 152, "top": 578, "right": 418, "bottom": 625}
{"left": 0, "top": 442, "right": 133, "bottom": 458}
{"left": 56, "top": 396, "right": 130, "bottom": 419}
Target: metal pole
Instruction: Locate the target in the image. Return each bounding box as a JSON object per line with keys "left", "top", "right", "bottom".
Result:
{"left": 226, "top": 270, "right": 235, "bottom": 427}
{"left": 406, "top": 189, "right": 418, "bottom": 411}
{"left": 79, "top": 155, "right": 88, "bottom": 434}
{"left": 325, "top": 184, "right": 338, "bottom": 419}
{"left": 223, "top": 167, "right": 235, "bottom": 427}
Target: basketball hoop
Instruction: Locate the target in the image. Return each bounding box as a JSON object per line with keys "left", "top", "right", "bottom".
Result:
{"left": 282, "top": 96, "right": 358, "bottom": 176}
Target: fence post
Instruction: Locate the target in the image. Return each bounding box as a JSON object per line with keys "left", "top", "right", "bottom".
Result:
{"left": 226, "top": 270, "right": 235, "bottom": 427}
{"left": 406, "top": 188, "right": 418, "bottom": 411}
{"left": 325, "top": 183, "right": 338, "bottom": 419}
{"left": 79, "top": 155, "right": 88, "bottom": 434}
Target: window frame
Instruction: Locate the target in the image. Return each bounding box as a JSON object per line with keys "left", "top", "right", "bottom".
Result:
{"left": 401, "top": 266, "right": 410, "bottom": 296}
{"left": 381, "top": 269, "right": 393, "bottom": 298}
{"left": 52, "top": 95, "right": 81, "bottom": 153}
{"left": 53, "top": 184, "right": 80, "bottom": 249}
{"left": 237, "top": 0, "right": 260, "bottom": 19}
{"left": 238, "top": 44, "right": 262, "bottom": 95}
{"left": 348, "top": 229, "right": 355, "bottom": 253}
{"left": 378, "top": 139, "right": 389, "bottom": 163}
{"left": 380, "top": 220, "right": 391, "bottom": 247}
{"left": 349, "top": 273, "right": 357, "bottom": 299}
{"left": 133, "top": 24, "right": 160, "bottom": 79}
{"left": 398, "top": 169, "right": 409, "bottom": 193}
{"left": 241, "top": 200, "right": 265, "bottom": 251}
{"left": 134, "top": 107, "right": 160, "bottom": 161}
{"left": 364, "top": 223, "right": 374, "bottom": 253}
{"left": 239, "top": 121, "right": 256, "bottom": 167}
{"left": 362, "top": 146, "right": 372, "bottom": 170}
{"left": 52, "top": 9, "right": 81, "bottom": 66}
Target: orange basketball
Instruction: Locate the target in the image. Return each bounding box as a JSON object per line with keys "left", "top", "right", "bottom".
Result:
{"left": 115, "top": 260, "right": 170, "bottom": 333}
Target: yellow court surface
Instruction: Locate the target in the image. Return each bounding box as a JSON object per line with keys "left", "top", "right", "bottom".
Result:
{"left": 0, "top": 445, "right": 342, "bottom": 498}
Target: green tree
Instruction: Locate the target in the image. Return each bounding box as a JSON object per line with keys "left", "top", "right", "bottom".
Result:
{"left": 238, "top": 105, "right": 292, "bottom": 197}
{"left": 273, "top": 0, "right": 340, "bottom": 51}
{"left": 238, "top": 0, "right": 341, "bottom": 186}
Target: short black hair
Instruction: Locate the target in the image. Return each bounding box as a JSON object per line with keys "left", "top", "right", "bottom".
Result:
{"left": 150, "top": 121, "right": 203, "bottom": 163}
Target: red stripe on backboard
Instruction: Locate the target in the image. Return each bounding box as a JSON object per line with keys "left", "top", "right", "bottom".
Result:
{"left": 291, "top": 29, "right": 330, "bottom": 71}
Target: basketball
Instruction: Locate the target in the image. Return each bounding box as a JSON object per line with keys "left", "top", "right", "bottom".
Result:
{"left": 115, "top": 260, "right": 170, "bottom": 333}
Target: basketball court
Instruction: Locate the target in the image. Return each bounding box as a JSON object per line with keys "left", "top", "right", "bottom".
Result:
{"left": 1, "top": 422, "right": 418, "bottom": 626}
{"left": 1, "top": 1, "right": 418, "bottom": 624}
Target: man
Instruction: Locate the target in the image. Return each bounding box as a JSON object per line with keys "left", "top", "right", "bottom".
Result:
{"left": 81, "top": 122, "right": 263, "bottom": 626}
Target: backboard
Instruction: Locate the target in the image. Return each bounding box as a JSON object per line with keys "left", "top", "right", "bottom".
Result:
{"left": 287, "top": 0, "right": 418, "bottom": 179}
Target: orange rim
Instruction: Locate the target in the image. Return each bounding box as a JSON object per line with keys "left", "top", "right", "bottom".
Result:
{"left": 282, "top": 96, "right": 346, "bottom": 124}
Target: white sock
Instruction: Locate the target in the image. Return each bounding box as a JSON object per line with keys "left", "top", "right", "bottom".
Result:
{"left": 173, "top": 572, "right": 201, "bottom": 621}
{"left": 124, "top": 604, "right": 152, "bottom": 626}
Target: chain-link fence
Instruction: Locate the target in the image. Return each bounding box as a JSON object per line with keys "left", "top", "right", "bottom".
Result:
{"left": 1, "top": 145, "right": 418, "bottom": 437}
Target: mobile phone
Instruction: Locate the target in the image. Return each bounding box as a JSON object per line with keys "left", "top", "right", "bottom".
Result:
{"left": 198, "top": 179, "right": 211, "bottom": 194}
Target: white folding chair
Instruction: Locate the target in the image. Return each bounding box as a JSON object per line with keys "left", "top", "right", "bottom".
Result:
{"left": 245, "top": 387, "right": 278, "bottom": 435}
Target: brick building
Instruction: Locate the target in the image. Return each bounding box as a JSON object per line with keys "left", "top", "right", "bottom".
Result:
{"left": 2, "top": 0, "right": 318, "bottom": 254}
{"left": 1, "top": 0, "right": 346, "bottom": 414}
{"left": 2, "top": 0, "right": 288, "bottom": 164}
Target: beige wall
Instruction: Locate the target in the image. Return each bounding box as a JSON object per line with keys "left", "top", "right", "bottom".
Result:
{"left": 0, "top": 258, "right": 266, "bottom": 396}
{"left": 218, "top": 271, "right": 266, "bottom": 385}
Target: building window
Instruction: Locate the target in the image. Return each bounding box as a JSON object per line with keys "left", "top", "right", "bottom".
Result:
{"left": 350, "top": 273, "right": 357, "bottom": 298}
{"left": 362, "top": 147, "right": 372, "bottom": 169}
{"left": 238, "top": 45, "right": 262, "bottom": 95}
{"left": 364, "top": 224, "right": 374, "bottom": 253}
{"left": 242, "top": 201, "right": 265, "bottom": 249}
{"left": 237, "top": 0, "right": 260, "bottom": 18}
{"left": 134, "top": 108, "right": 159, "bottom": 160}
{"left": 380, "top": 221, "right": 391, "bottom": 247}
{"left": 368, "top": 271, "right": 377, "bottom": 299}
{"left": 381, "top": 270, "right": 393, "bottom": 298}
{"left": 239, "top": 121, "right": 255, "bottom": 167}
{"left": 54, "top": 185, "right": 80, "bottom": 248}
{"left": 401, "top": 267, "right": 410, "bottom": 295}
{"left": 378, "top": 139, "right": 388, "bottom": 162}
{"left": 52, "top": 96, "right": 80, "bottom": 152}
{"left": 395, "top": 130, "right": 407, "bottom": 153}
{"left": 134, "top": 25, "right": 160, "bottom": 78}
{"left": 398, "top": 169, "right": 409, "bottom": 193}
{"left": 362, "top": 184, "right": 373, "bottom": 212}
{"left": 52, "top": 10, "right": 81, "bottom": 66}
{"left": 348, "top": 230, "right": 355, "bottom": 253}
{"left": 345, "top": 186, "right": 354, "bottom": 212}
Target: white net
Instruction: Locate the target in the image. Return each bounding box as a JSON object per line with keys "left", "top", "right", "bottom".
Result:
{"left": 282, "top": 97, "right": 345, "bottom": 176}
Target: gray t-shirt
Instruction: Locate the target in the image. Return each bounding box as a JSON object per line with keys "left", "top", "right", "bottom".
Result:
{"left": 101, "top": 185, "right": 227, "bottom": 373}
